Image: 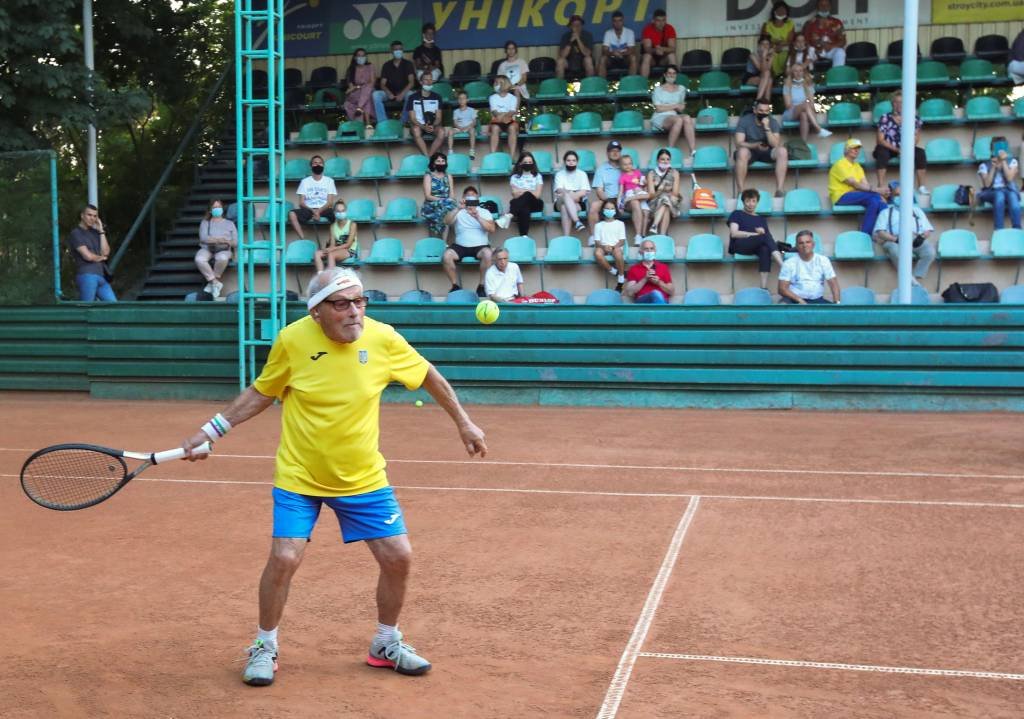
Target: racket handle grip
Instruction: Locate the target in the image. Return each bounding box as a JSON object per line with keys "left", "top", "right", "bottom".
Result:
{"left": 152, "top": 442, "right": 212, "bottom": 464}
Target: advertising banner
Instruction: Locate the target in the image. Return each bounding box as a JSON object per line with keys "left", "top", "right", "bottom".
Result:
{"left": 932, "top": 0, "right": 1024, "bottom": 24}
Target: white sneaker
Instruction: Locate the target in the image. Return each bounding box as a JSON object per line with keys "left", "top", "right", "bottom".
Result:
{"left": 574, "top": 221, "right": 585, "bottom": 232}
{"left": 587, "top": 235, "right": 595, "bottom": 247}
{"left": 607, "top": 267, "right": 617, "bottom": 276}
{"left": 495, "top": 213, "right": 512, "bottom": 229}
{"left": 203, "top": 281, "right": 213, "bottom": 294}
{"left": 817, "top": 128, "right": 832, "bottom": 138}
{"left": 917, "top": 185, "right": 930, "bottom": 196}
{"left": 634, "top": 234, "right": 643, "bottom": 245}
{"left": 211, "top": 280, "right": 224, "bottom": 299}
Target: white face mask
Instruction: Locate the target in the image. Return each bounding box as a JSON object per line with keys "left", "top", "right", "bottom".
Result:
{"left": 336, "top": 212, "right": 347, "bottom": 221}
{"left": 393, "top": 50, "right": 404, "bottom": 59}
{"left": 775, "top": 13, "right": 787, "bottom": 20}
{"left": 356, "top": 56, "right": 366, "bottom": 65}
{"left": 422, "top": 84, "right": 433, "bottom": 93}
{"left": 657, "top": 161, "right": 671, "bottom": 170}
{"left": 494, "top": 84, "right": 502, "bottom": 92}
{"left": 817, "top": 10, "right": 830, "bottom": 16}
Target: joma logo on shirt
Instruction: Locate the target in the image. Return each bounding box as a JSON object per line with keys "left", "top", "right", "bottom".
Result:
{"left": 310, "top": 351, "right": 327, "bottom": 361}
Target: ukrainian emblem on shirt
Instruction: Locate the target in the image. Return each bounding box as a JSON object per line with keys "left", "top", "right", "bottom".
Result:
{"left": 358, "top": 349, "right": 368, "bottom": 364}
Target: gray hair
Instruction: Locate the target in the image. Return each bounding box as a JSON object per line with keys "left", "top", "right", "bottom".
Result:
{"left": 307, "top": 267, "right": 360, "bottom": 298}
{"left": 794, "top": 229, "right": 814, "bottom": 243}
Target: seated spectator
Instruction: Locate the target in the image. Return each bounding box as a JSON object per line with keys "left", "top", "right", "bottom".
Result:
{"left": 873, "top": 90, "right": 929, "bottom": 194}
{"left": 594, "top": 198, "right": 627, "bottom": 290}
{"left": 778, "top": 230, "right": 840, "bottom": 304}
{"left": 598, "top": 10, "right": 638, "bottom": 77}
{"left": 745, "top": 35, "right": 777, "bottom": 101}
{"left": 872, "top": 181, "right": 936, "bottom": 286}
{"left": 761, "top": 2, "right": 795, "bottom": 75}
{"left": 557, "top": 15, "right": 595, "bottom": 79}
{"left": 802, "top": 0, "right": 847, "bottom": 67}
{"left": 508, "top": 152, "right": 544, "bottom": 237}
{"left": 448, "top": 91, "right": 478, "bottom": 159}
{"left": 67, "top": 204, "right": 117, "bottom": 302}
{"left": 650, "top": 65, "right": 696, "bottom": 157}
{"left": 487, "top": 76, "right": 520, "bottom": 157}
{"left": 196, "top": 198, "right": 237, "bottom": 298}
{"left": 554, "top": 150, "right": 591, "bottom": 236}
{"left": 484, "top": 246, "right": 524, "bottom": 303}
{"left": 288, "top": 155, "right": 336, "bottom": 241}
{"left": 404, "top": 80, "right": 449, "bottom": 156}
{"left": 373, "top": 41, "right": 415, "bottom": 124}
{"left": 443, "top": 186, "right": 495, "bottom": 297}
{"left": 587, "top": 141, "right": 623, "bottom": 242}
{"left": 978, "top": 136, "right": 1021, "bottom": 230}
{"left": 413, "top": 23, "right": 444, "bottom": 85}
{"left": 421, "top": 152, "right": 457, "bottom": 241}
{"left": 829, "top": 138, "right": 888, "bottom": 234}
{"left": 782, "top": 63, "right": 830, "bottom": 141}
{"left": 316, "top": 200, "right": 358, "bottom": 272}
{"left": 646, "top": 148, "right": 684, "bottom": 236}
{"left": 1010, "top": 29, "right": 1024, "bottom": 84}
{"left": 787, "top": 33, "right": 817, "bottom": 73}
{"left": 343, "top": 48, "right": 376, "bottom": 123}
{"left": 734, "top": 97, "right": 789, "bottom": 197}
{"left": 624, "top": 237, "right": 675, "bottom": 303}
{"left": 497, "top": 41, "right": 530, "bottom": 100}
{"left": 617, "top": 152, "right": 650, "bottom": 245}
{"left": 640, "top": 8, "right": 677, "bottom": 78}
{"left": 728, "top": 188, "right": 784, "bottom": 291}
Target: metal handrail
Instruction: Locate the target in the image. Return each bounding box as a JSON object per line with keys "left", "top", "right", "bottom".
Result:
{"left": 109, "top": 65, "right": 231, "bottom": 271}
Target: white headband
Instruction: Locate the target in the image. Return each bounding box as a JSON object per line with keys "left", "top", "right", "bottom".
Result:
{"left": 306, "top": 272, "right": 363, "bottom": 310}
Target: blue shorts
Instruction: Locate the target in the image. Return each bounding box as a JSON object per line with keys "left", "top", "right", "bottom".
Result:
{"left": 271, "top": 486, "right": 407, "bottom": 543}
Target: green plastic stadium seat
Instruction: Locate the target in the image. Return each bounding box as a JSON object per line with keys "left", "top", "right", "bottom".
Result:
{"left": 698, "top": 70, "right": 731, "bottom": 93}
{"left": 1001, "top": 285, "right": 1024, "bottom": 304}
{"left": 972, "top": 136, "right": 994, "bottom": 161}
{"left": 938, "top": 229, "right": 980, "bottom": 259}
{"left": 692, "top": 145, "right": 728, "bottom": 171}
{"left": 284, "top": 239, "right": 317, "bottom": 264}
{"left": 463, "top": 81, "right": 492, "bottom": 102}
{"left": 543, "top": 235, "right": 582, "bottom": 263}
{"left": 399, "top": 289, "right": 432, "bottom": 303}
{"left": 336, "top": 120, "right": 367, "bottom": 144}
{"left": 648, "top": 146, "right": 684, "bottom": 171}
{"left": 364, "top": 289, "right": 387, "bottom": 303}
{"left": 183, "top": 291, "right": 200, "bottom": 302}
{"left": 959, "top": 58, "right": 996, "bottom": 82}
{"left": 382, "top": 197, "right": 419, "bottom": 222}
{"left": 586, "top": 289, "right": 623, "bottom": 305}
{"left": 992, "top": 229, "right": 1024, "bottom": 258}
{"left": 829, "top": 141, "right": 866, "bottom": 165}
{"left": 788, "top": 143, "right": 819, "bottom": 169}
{"left": 568, "top": 111, "right": 603, "bottom": 135}
{"left": 503, "top": 235, "right": 537, "bottom": 263}
{"left": 868, "top": 63, "right": 901, "bottom": 87}
{"left": 752, "top": 189, "right": 773, "bottom": 215}
{"left": 432, "top": 81, "right": 454, "bottom": 102}
{"left": 919, "top": 98, "right": 955, "bottom": 124}
{"left": 615, "top": 75, "right": 649, "bottom": 98}
{"left": 577, "top": 76, "right": 609, "bottom": 98}
{"left": 531, "top": 150, "right": 554, "bottom": 175}
{"left": 324, "top": 157, "right": 350, "bottom": 180}
{"left": 841, "top": 286, "right": 876, "bottom": 305}
{"left": 478, "top": 195, "right": 504, "bottom": 214}
{"left": 834, "top": 231, "right": 875, "bottom": 260}
{"left": 407, "top": 237, "right": 447, "bottom": 264}
{"left": 965, "top": 96, "right": 1003, "bottom": 122}
{"left": 394, "top": 154, "right": 429, "bottom": 178}
{"left": 917, "top": 60, "right": 949, "bottom": 85}
{"left": 872, "top": 100, "right": 893, "bottom": 125}
{"left": 695, "top": 106, "right": 728, "bottom": 131}
{"left": 447, "top": 153, "right": 472, "bottom": 177}
{"left": 686, "top": 191, "right": 726, "bottom": 219}
{"left": 478, "top": 152, "right": 513, "bottom": 176}
{"left": 575, "top": 149, "right": 596, "bottom": 174}
{"left": 1014, "top": 98, "right": 1024, "bottom": 119}
{"left": 355, "top": 154, "right": 392, "bottom": 179}
{"left": 528, "top": 113, "right": 562, "bottom": 136}
{"left": 636, "top": 234, "right": 676, "bottom": 261}
{"left": 447, "top": 289, "right": 479, "bottom": 303}
{"left": 284, "top": 158, "right": 309, "bottom": 182}
{"left": 683, "top": 288, "right": 721, "bottom": 305}
{"left": 363, "top": 238, "right": 404, "bottom": 264}
{"left": 925, "top": 138, "right": 963, "bottom": 164}
{"left": 826, "top": 102, "right": 862, "bottom": 128}
{"left": 824, "top": 65, "right": 861, "bottom": 89}
{"left": 246, "top": 241, "right": 273, "bottom": 265}
{"left": 611, "top": 110, "right": 645, "bottom": 135}
{"left": 295, "top": 121, "right": 328, "bottom": 144}
{"left": 783, "top": 189, "right": 822, "bottom": 215}
{"left": 930, "top": 184, "right": 970, "bottom": 212}
{"left": 307, "top": 88, "right": 341, "bottom": 111}
{"left": 548, "top": 288, "right": 574, "bottom": 304}
{"left": 345, "top": 198, "right": 376, "bottom": 223}
{"left": 733, "top": 287, "right": 772, "bottom": 305}
{"left": 536, "top": 78, "right": 568, "bottom": 100}
{"left": 371, "top": 119, "right": 404, "bottom": 142}
{"left": 685, "top": 233, "right": 725, "bottom": 261}
{"left": 889, "top": 285, "right": 931, "bottom": 304}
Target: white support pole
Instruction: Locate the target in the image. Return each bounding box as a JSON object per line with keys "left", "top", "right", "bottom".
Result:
{"left": 896, "top": 0, "right": 919, "bottom": 304}
{"left": 84, "top": 0, "right": 98, "bottom": 207}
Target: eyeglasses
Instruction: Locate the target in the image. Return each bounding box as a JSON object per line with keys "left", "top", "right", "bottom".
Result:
{"left": 322, "top": 296, "right": 369, "bottom": 311}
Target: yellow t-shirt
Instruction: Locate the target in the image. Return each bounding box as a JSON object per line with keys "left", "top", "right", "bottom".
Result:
{"left": 253, "top": 315, "right": 430, "bottom": 496}
{"left": 828, "top": 157, "right": 865, "bottom": 206}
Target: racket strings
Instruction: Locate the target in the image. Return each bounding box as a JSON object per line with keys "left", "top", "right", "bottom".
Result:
{"left": 21, "top": 449, "right": 127, "bottom": 509}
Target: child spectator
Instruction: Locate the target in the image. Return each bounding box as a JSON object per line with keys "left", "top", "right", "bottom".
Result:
{"left": 448, "top": 91, "right": 478, "bottom": 159}
{"left": 594, "top": 198, "right": 627, "bottom": 291}
{"left": 316, "top": 200, "right": 359, "bottom": 272}
{"left": 617, "top": 153, "right": 649, "bottom": 245}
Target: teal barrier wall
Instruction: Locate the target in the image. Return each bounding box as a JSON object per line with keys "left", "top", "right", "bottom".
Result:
{"left": 2, "top": 303, "right": 1024, "bottom": 411}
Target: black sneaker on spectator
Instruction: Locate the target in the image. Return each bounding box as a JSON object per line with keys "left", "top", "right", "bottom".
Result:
{"left": 450, "top": 283, "right": 461, "bottom": 292}
{"left": 476, "top": 284, "right": 486, "bottom": 298}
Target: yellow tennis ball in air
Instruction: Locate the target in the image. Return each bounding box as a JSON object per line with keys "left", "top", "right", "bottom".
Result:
{"left": 415, "top": 400, "right": 423, "bottom": 407}
{"left": 475, "top": 300, "right": 500, "bottom": 325}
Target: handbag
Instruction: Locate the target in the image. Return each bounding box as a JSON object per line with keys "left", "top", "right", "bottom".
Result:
{"left": 785, "top": 137, "right": 812, "bottom": 161}
{"left": 941, "top": 282, "right": 998, "bottom": 303}
{"left": 689, "top": 174, "right": 718, "bottom": 210}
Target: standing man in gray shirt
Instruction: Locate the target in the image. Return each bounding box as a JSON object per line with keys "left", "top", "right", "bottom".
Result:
{"left": 66, "top": 204, "right": 117, "bottom": 302}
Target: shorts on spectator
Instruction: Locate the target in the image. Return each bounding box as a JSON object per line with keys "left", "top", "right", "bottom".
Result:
{"left": 872, "top": 144, "right": 927, "bottom": 170}
{"left": 293, "top": 207, "right": 335, "bottom": 224}
{"left": 447, "top": 243, "right": 489, "bottom": 262}
{"left": 735, "top": 147, "right": 775, "bottom": 164}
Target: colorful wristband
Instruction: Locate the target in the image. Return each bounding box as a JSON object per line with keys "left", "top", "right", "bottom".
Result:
{"left": 200, "top": 413, "right": 232, "bottom": 441}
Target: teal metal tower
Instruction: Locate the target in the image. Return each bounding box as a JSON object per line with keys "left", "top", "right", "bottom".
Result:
{"left": 235, "top": 0, "right": 288, "bottom": 388}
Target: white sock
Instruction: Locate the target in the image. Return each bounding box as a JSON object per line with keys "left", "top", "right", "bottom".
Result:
{"left": 608, "top": 267, "right": 617, "bottom": 275}
{"left": 617, "top": 274, "right": 625, "bottom": 282}
{"left": 375, "top": 622, "right": 399, "bottom": 644}
{"left": 256, "top": 626, "right": 278, "bottom": 646}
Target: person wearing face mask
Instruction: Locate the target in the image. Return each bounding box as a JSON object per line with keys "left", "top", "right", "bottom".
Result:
{"left": 977, "top": 136, "right": 1021, "bottom": 230}
{"left": 421, "top": 152, "right": 458, "bottom": 240}
{"left": 761, "top": 1, "right": 795, "bottom": 76}
{"left": 373, "top": 40, "right": 415, "bottom": 125}
{"left": 554, "top": 150, "right": 591, "bottom": 236}
{"left": 594, "top": 198, "right": 627, "bottom": 290}
{"left": 872, "top": 182, "right": 936, "bottom": 286}
{"left": 508, "top": 152, "right": 545, "bottom": 237}
{"left": 316, "top": 200, "right": 359, "bottom": 272}
{"left": 646, "top": 149, "right": 683, "bottom": 237}
{"left": 734, "top": 97, "right": 789, "bottom": 197}
{"left": 413, "top": 23, "right": 444, "bottom": 85}
{"left": 288, "top": 155, "right": 337, "bottom": 241}
{"left": 497, "top": 41, "right": 530, "bottom": 100}
{"left": 487, "top": 76, "right": 520, "bottom": 157}
{"left": 196, "top": 198, "right": 238, "bottom": 298}
{"left": 587, "top": 141, "right": 624, "bottom": 244}
{"left": 623, "top": 238, "right": 674, "bottom": 304}
{"left": 801, "top": 0, "right": 847, "bottom": 67}
{"left": 404, "top": 80, "right": 449, "bottom": 156}
{"left": 343, "top": 48, "right": 376, "bottom": 123}
{"left": 443, "top": 186, "right": 496, "bottom": 297}
{"left": 650, "top": 65, "right": 696, "bottom": 158}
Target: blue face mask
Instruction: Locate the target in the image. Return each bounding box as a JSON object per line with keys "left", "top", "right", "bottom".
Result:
{"left": 891, "top": 196, "right": 901, "bottom": 207}
{"left": 602, "top": 209, "right": 616, "bottom": 219}
{"left": 642, "top": 251, "right": 656, "bottom": 261}
{"left": 992, "top": 141, "right": 1009, "bottom": 155}
{"left": 211, "top": 207, "right": 224, "bottom": 218}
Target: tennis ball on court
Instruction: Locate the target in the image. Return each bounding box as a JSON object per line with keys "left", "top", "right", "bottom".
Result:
{"left": 475, "top": 300, "right": 500, "bottom": 325}
{"left": 415, "top": 400, "right": 423, "bottom": 407}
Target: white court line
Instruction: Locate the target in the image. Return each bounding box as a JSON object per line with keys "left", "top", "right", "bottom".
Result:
{"left": 638, "top": 652, "right": 1024, "bottom": 682}
{"left": 596, "top": 497, "right": 701, "bottom": 719}
{"left": 1, "top": 448, "right": 1023, "bottom": 481}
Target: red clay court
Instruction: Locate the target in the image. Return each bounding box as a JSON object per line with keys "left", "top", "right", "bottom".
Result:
{"left": 3, "top": 392, "right": 1023, "bottom": 718}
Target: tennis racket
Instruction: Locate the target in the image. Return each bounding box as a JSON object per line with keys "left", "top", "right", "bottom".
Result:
{"left": 20, "top": 442, "right": 211, "bottom": 511}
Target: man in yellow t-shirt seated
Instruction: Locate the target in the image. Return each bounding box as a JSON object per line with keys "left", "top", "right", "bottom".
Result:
{"left": 181, "top": 267, "right": 487, "bottom": 686}
{"left": 828, "top": 137, "right": 889, "bottom": 235}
